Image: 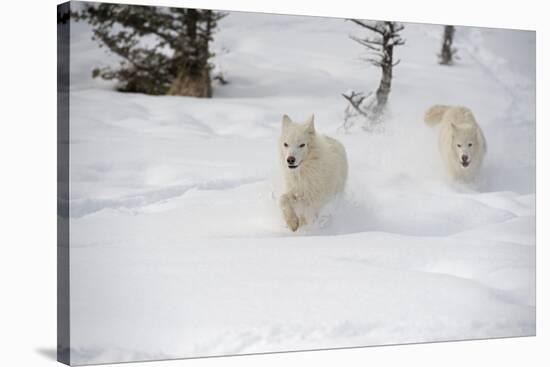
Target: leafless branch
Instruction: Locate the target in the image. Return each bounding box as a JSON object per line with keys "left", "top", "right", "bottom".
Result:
{"left": 342, "top": 91, "right": 370, "bottom": 117}
{"left": 350, "top": 35, "right": 384, "bottom": 47}
{"left": 348, "top": 19, "right": 385, "bottom": 35}
{"left": 393, "top": 23, "right": 405, "bottom": 32}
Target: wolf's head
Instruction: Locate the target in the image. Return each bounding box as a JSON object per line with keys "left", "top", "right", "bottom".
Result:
{"left": 449, "top": 110, "right": 485, "bottom": 169}
{"left": 279, "top": 114, "right": 316, "bottom": 170}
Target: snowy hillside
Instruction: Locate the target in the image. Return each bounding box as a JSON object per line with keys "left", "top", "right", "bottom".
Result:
{"left": 68, "top": 10, "right": 535, "bottom": 365}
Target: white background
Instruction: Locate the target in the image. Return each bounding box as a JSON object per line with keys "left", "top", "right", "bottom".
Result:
{"left": 0, "top": 0, "right": 546, "bottom": 366}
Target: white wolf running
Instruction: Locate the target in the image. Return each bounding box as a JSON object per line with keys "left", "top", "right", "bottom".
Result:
{"left": 424, "top": 105, "right": 487, "bottom": 181}
{"left": 278, "top": 114, "right": 348, "bottom": 231}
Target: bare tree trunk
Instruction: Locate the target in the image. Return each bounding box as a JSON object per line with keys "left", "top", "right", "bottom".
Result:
{"left": 373, "top": 28, "right": 396, "bottom": 114}
{"left": 439, "top": 25, "right": 455, "bottom": 65}
{"left": 344, "top": 20, "right": 404, "bottom": 130}
{"left": 375, "top": 32, "right": 393, "bottom": 112}
{"left": 374, "top": 65, "right": 390, "bottom": 113}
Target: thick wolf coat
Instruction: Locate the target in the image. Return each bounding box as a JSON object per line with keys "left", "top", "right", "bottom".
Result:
{"left": 425, "top": 105, "right": 487, "bottom": 181}
{"left": 278, "top": 114, "right": 348, "bottom": 231}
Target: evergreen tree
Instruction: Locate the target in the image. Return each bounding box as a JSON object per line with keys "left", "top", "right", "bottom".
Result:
{"left": 74, "top": 4, "right": 226, "bottom": 97}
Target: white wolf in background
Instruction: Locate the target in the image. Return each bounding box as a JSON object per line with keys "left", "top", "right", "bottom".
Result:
{"left": 278, "top": 114, "right": 348, "bottom": 231}
{"left": 424, "top": 105, "right": 487, "bottom": 181}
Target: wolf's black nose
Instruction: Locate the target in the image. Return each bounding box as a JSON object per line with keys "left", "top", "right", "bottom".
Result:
{"left": 461, "top": 155, "right": 469, "bottom": 162}
{"left": 287, "top": 156, "right": 296, "bottom": 165}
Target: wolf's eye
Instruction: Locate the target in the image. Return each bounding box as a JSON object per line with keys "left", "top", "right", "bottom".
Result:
{"left": 457, "top": 144, "right": 462, "bottom": 148}
{"left": 299, "top": 143, "right": 305, "bottom": 148}
{"left": 283, "top": 142, "right": 288, "bottom": 147}
{"left": 468, "top": 143, "right": 473, "bottom": 147}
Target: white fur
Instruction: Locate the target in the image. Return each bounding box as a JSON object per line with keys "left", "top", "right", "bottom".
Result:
{"left": 424, "top": 105, "right": 487, "bottom": 181}
{"left": 278, "top": 114, "right": 348, "bottom": 231}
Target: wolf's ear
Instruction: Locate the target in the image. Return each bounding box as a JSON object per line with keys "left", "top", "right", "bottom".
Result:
{"left": 282, "top": 114, "right": 292, "bottom": 129}
{"left": 305, "top": 114, "right": 315, "bottom": 135}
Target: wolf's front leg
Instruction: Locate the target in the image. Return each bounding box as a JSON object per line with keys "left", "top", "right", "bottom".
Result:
{"left": 280, "top": 193, "right": 299, "bottom": 232}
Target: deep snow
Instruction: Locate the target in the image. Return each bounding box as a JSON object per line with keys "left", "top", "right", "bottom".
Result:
{"left": 67, "top": 9, "right": 535, "bottom": 365}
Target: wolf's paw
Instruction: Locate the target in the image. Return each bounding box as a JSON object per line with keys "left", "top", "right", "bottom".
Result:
{"left": 286, "top": 215, "right": 299, "bottom": 232}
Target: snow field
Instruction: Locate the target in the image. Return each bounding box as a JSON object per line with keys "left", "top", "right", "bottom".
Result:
{"left": 67, "top": 11, "right": 535, "bottom": 364}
